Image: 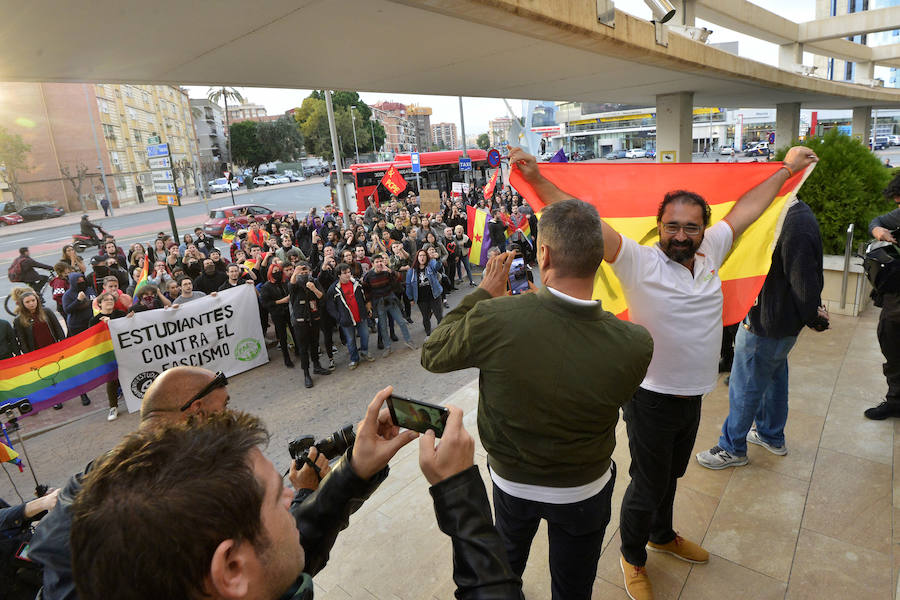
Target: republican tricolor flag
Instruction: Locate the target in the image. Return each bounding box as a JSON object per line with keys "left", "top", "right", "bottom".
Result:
{"left": 466, "top": 206, "right": 493, "bottom": 267}
{"left": 510, "top": 162, "right": 813, "bottom": 326}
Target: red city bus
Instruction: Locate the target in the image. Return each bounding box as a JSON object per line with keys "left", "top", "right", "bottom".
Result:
{"left": 329, "top": 150, "right": 489, "bottom": 212}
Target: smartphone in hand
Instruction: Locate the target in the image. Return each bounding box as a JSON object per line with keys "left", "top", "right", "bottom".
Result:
{"left": 387, "top": 395, "right": 449, "bottom": 437}
{"left": 508, "top": 256, "right": 529, "bottom": 295}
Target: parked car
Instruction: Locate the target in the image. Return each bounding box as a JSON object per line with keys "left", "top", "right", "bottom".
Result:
{"left": 744, "top": 142, "right": 770, "bottom": 157}
{"left": 208, "top": 178, "right": 239, "bottom": 194}
{"left": 16, "top": 204, "right": 65, "bottom": 221}
{"left": 0, "top": 213, "right": 24, "bottom": 227}
{"left": 719, "top": 146, "right": 735, "bottom": 155}
{"left": 252, "top": 176, "right": 275, "bottom": 186}
{"left": 871, "top": 136, "right": 890, "bottom": 151}
{"left": 0, "top": 201, "right": 17, "bottom": 215}
{"left": 625, "top": 148, "right": 647, "bottom": 159}
{"left": 890, "top": 135, "right": 900, "bottom": 147}
{"left": 202, "top": 204, "right": 291, "bottom": 237}
{"left": 270, "top": 174, "right": 291, "bottom": 184}
{"left": 604, "top": 150, "right": 627, "bottom": 160}
{"left": 579, "top": 149, "right": 596, "bottom": 160}
{"left": 284, "top": 171, "right": 306, "bottom": 182}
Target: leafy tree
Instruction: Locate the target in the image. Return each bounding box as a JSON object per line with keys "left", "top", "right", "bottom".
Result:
{"left": 774, "top": 128, "right": 893, "bottom": 254}
{"left": 476, "top": 133, "right": 490, "bottom": 150}
{"left": 207, "top": 87, "right": 245, "bottom": 168}
{"left": 294, "top": 92, "right": 385, "bottom": 159}
{"left": 257, "top": 117, "right": 304, "bottom": 162}
{"left": 230, "top": 121, "right": 268, "bottom": 175}
{"left": 59, "top": 162, "right": 93, "bottom": 212}
{"left": 0, "top": 126, "right": 32, "bottom": 209}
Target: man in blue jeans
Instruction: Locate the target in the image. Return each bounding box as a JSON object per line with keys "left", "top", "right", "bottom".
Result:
{"left": 362, "top": 255, "right": 417, "bottom": 357}
{"left": 697, "top": 199, "right": 830, "bottom": 469}
{"left": 325, "top": 264, "right": 375, "bottom": 370}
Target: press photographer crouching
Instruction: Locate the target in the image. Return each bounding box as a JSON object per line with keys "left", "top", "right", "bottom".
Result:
{"left": 69, "top": 385, "right": 523, "bottom": 600}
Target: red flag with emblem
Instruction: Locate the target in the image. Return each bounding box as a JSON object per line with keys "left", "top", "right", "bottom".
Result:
{"left": 483, "top": 168, "right": 499, "bottom": 200}
{"left": 380, "top": 165, "right": 408, "bottom": 196}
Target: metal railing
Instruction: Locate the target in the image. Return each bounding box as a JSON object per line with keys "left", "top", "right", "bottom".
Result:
{"left": 840, "top": 223, "right": 854, "bottom": 310}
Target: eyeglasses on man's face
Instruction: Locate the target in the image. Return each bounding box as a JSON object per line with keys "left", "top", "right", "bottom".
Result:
{"left": 180, "top": 371, "right": 228, "bottom": 412}
{"left": 661, "top": 223, "right": 703, "bottom": 236}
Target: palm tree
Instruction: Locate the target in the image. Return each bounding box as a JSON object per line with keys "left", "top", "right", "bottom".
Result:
{"left": 207, "top": 87, "right": 244, "bottom": 205}
{"left": 206, "top": 86, "right": 244, "bottom": 172}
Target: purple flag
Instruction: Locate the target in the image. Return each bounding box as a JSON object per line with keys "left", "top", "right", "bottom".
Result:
{"left": 549, "top": 148, "right": 568, "bottom": 163}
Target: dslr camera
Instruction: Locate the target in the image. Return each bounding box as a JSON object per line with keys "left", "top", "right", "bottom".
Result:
{"left": 288, "top": 424, "right": 356, "bottom": 469}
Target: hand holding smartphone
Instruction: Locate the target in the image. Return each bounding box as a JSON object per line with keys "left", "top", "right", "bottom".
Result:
{"left": 387, "top": 394, "right": 449, "bottom": 437}
{"left": 508, "top": 256, "right": 529, "bottom": 295}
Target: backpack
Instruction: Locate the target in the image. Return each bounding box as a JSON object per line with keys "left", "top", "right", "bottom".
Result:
{"left": 7, "top": 256, "right": 26, "bottom": 282}
{"left": 863, "top": 241, "right": 900, "bottom": 305}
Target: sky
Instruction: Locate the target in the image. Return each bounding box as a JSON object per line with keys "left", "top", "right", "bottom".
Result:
{"left": 185, "top": 1, "right": 833, "bottom": 136}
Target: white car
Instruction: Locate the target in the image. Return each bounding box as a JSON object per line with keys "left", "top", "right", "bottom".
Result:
{"left": 719, "top": 146, "right": 735, "bottom": 156}
{"left": 208, "top": 178, "right": 238, "bottom": 194}
{"left": 270, "top": 174, "right": 291, "bottom": 184}
{"left": 625, "top": 148, "right": 647, "bottom": 159}
{"left": 253, "top": 176, "right": 275, "bottom": 186}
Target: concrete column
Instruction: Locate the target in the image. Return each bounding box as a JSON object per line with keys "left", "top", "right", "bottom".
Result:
{"left": 854, "top": 61, "right": 875, "bottom": 83}
{"left": 778, "top": 43, "right": 803, "bottom": 70}
{"left": 656, "top": 92, "right": 694, "bottom": 163}
{"left": 673, "top": 0, "right": 696, "bottom": 26}
{"left": 775, "top": 102, "right": 801, "bottom": 150}
{"left": 851, "top": 106, "right": 872, "bottom": 143}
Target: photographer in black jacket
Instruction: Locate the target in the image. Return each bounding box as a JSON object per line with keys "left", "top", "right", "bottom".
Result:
{"left": 864, "top": 173, "right": 900, "bottom": 420}
{"left": 68, "top": 385, "right": 522, "bottom": 600}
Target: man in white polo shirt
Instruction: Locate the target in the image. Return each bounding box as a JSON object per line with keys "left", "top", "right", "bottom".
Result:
{"left": 509, "top": 145, "right": 817, "bottom": 600}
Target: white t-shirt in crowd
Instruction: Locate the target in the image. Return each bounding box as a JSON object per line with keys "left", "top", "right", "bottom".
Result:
{"left": 609, "top": 220, "right": 734, "bottom": 396}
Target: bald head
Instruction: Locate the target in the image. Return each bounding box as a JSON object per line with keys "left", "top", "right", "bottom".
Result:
{"left": 139, "top": 367, "right": 229, "bottom": 428}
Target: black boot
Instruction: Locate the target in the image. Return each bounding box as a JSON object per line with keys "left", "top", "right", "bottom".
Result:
{"left": 304, "top": 369, "right": 314, "bottom": 388}
{"left": 864, "top": 400, "right": 900, "bottom": 420}
{"left": 81, "top": 394, "right": 91, "bottom": 406}
{"left": 312, "top": 360, "right": 331, "bottom": 376}
{"left": 284, "top": 356, "right": 295, "bottom": 368}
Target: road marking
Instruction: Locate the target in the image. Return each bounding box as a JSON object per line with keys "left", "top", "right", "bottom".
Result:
{"left": 15, "top": 236, "right": 35, "bottom": 242}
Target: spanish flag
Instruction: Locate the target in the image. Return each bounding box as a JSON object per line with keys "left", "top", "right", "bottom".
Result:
{"left": 0, "top": 322, "right": 118, "bottom": 413}
{"left": 510, "top": 162, "right": 811, "bottom": 325}
{"left": 466, "top": 206, "right": 493, "bottom": 267}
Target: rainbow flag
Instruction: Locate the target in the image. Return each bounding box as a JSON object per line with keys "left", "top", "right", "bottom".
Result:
{"left": 510, "top": 162, "right": 812, "bottom": 325}
{"left": 0, "top": 323, "right": 118, "bottom": 413}
{"left": 466, "top": 206, "right": 493, "bottom": 267}
{"left": 0, "top": 441, "right": 19, "bottom": 463}
{"left": 222, "top": 224, "right": 237, "bottom": 243}
{"left": 133, "top": 252, "right": 149, "bottom": 294}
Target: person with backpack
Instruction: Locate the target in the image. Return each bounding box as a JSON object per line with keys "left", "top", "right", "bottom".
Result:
{"left": 9, "top": 247, "right": 53, "bottom": 293}
{"left": 864, "top": 173, "right": 900, "bottom": 420}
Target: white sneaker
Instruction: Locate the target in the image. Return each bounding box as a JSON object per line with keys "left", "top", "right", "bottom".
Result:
{"left": 696, "top": 446, "right": 748, "bottom": 470}
{"left": 747, "top": 429, "right": 788, "bottom": 456}
{"left": 107, "top": 407, "right": 118, "bottom": 421}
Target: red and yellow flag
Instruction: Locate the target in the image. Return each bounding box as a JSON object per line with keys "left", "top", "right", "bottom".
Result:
{"left": 483, "top": 168, "right": 500, "bottom": 200}
{"left": 380, "top": 165, "right": 408, "bottom": 196}
{"left": 510, "top": 162, "right": 812, "bottom": 325}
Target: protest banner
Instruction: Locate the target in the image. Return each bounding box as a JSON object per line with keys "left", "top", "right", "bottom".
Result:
{"left": 420, "top": 189, "right": 441, "bottom": 214}
{"left": 107, "top": 285, "right": 268, "bottom": 413}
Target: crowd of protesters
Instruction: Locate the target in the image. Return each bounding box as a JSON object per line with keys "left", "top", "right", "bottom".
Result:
{"left": 0, "top": 186, "right": 537, "bottom": 418}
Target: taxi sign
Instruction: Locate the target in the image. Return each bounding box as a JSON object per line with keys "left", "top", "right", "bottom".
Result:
{"left": 459, "top": 157, "right": 472, "bottom": 171}
{"left": 411, "top": 152, "right": 421, "bottom": 174}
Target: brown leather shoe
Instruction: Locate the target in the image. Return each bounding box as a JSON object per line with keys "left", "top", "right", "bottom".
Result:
{"left": 647, "top": 534, "right": 709, "bottom": 563}
{"left": 620, "top": 555, "right": 653, "bottom": 600}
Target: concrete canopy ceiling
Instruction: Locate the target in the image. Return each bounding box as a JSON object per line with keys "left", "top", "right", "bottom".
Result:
{"left": 2, "top": 0, "right": 900, "bottom": 109}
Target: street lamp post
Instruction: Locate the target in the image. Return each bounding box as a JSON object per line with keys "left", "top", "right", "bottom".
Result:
{"left": 350, "top": 106, "right": 360, "bottom": 164}
{"left": 369, "top": 118, "right": 377, "bottom": 161}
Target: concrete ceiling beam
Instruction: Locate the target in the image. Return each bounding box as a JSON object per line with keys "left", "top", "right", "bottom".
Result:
{"left": 798, "top": 7, "right": 900, "bottom": 43}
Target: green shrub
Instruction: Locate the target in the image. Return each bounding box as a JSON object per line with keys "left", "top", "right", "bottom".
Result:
{"left": 774, "top": 129, "right": 894, "bottom": 254}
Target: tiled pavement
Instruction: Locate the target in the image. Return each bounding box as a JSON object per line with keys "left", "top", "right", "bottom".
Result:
{"left": 312, "top": 306, "right": 899, "bottom": 599}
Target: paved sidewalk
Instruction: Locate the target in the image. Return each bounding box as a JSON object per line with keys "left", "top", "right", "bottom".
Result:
{"left": 312, "top": 306, "right": 899, "bottom": 600}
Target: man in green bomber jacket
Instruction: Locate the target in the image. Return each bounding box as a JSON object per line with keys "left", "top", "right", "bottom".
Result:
{"left": 422, "top": 198, "right": 653, "bottom": 600}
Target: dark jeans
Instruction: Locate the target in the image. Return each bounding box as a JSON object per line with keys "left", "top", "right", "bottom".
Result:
{"left": 105, "top": 379, "right": 119, "bottom": 409}
{"left": 26, "top": 276, "right": 49, "bottom": 293}
{"left": 878, "top": 295, "right": 900, "bottom": 403}
{"left": 293, "top": 319, "right": 322, "bottom": 370}
{"left": 492, "top": 464, "right": 616, "bottom": 600}
{"left": 270, "top": 312, "right": 292, "bottom": 363}
{"left": 620, "top": 387, "right": 701, "bottom": 567}
{"left": 417, "top": 296, "right": 443, "bottom": 335}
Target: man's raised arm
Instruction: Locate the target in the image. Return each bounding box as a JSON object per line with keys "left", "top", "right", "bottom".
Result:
{"left": 508, "top": 147, "right": 622, "bottom": 262}
{"left": 723, "top": 146, "right": 818, "bottom": 238}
